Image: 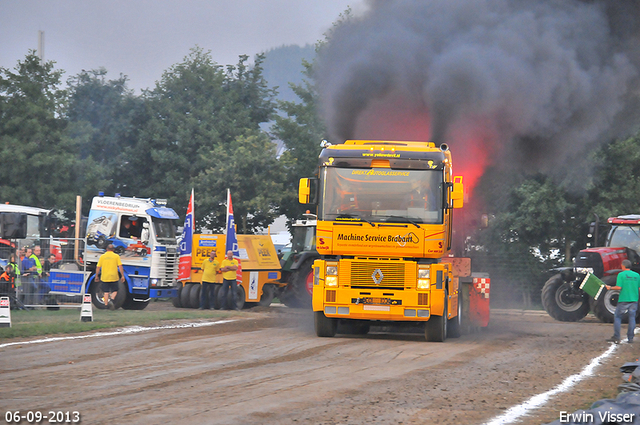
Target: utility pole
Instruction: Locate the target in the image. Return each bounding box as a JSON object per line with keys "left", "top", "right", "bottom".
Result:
{"left": 38, "top": 30, "right": 45, "bottom": 61}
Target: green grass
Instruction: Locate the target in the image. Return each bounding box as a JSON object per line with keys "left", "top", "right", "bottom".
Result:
{"left": 0, "top": 305, "right": 236, "bottom": 340}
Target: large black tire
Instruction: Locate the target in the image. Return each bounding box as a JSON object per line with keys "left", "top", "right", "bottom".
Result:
{"left": 233, "top": 284, "right": 245, "bottom": 310}
{"left": 591, "top": 276, "right": 618, "bottom": 323}
{"left": 258, "top": 284, "right": 275, "bottom": 307}
{"left": 282, "top": 259, "right": 314, "bottom": 308}
{"left": 541, "top": 274, "right": 590, "bottom": 322}
{"left": 315, "top": 311, "right": 337, "bottom": 337}
{"left": 172, "top": 284, "right": 183, "bottom": 308}
{"left": 189, "top": 284, "right": 202, "bottom": 309}
{"left": 448, "top": 294, "right": 462, "bottom": 338}
{"left": 90, "top": 279, "right": 126, "bottom": 310}
{"left": 425, "top": 292, "right": 447, "bottom": 342}
{"left": 180, "top": 283, "right": 193, "bottom": 308}
{"left": 213, "top": 284, "right": 222, "bottom": 310}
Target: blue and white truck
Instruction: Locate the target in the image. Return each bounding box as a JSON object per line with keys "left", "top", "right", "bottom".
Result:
{"left": 81, "top": 194, "right": 180, "bottom": 309}
{"left": 0, "top": 194, "right": 180, "bottom": 310}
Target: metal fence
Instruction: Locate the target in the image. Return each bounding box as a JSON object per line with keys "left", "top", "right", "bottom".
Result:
{"left": 3, "top": 238, "right": 88, "bottom": 309}
{"left": 468, "top": 251, "right": 558, "bottom": 309}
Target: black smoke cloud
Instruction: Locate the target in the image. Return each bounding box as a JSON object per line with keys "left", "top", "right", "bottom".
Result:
{"left": 316, "top": 0, "right": 640, "bottom": 172}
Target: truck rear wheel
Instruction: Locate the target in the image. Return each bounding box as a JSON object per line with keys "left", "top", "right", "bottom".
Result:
{"left": 282, "top": 259, "right": 314, "bottom": 308}
{"left": 591, "top": 276, "right": 618, "bottom": 323}
{"left": 234, "top": 285, "right": 245, "bottom": 310}
{"left": 448, "top": 295, "right": 462, "bottom": 338}
{"left": 315, "top": 311, "right": 337, "bottom": 337}
{"left": 258, "top": 284, "right": 275, "bottom": 307}
{"left": 541, "top": 274, "right": 590, "bottom": 322}
{"left": 425, "top": 294, "right": 447, "bottom": 342}
{"left": 180, "top": 283, "right": 193, "bottom": 308}
{"left": 189, "top": 284, "right": 201, "bottom": 309}
{"left": 213, "top": 284, "right": 222, "bottom": 309}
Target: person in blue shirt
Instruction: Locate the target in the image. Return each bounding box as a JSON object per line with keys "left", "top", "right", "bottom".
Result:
{"left": 21, "top": 247, "right": 36, "bottom": 305}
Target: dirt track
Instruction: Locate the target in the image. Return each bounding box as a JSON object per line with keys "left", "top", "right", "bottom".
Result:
{"left": 0, "top": 305, "right": 634, "bottom": 425}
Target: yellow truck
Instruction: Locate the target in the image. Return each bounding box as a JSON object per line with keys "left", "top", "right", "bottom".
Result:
{"left": 299, "top": 140, "right": 477, "bottom": 341}
{"left": 174, "top": 234, "right": 282, "bottom": 309}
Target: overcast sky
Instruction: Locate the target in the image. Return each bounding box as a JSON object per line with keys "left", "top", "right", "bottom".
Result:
{"left": 0, "top": 0, "right": 364, "bottom": 92}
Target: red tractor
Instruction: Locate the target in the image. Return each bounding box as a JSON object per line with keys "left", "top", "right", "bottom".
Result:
{"left": 542, "top": 214, "right": 640, "bottom": 323}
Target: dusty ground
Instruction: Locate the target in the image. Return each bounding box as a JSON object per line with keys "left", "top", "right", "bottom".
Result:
{"left": 0, "top": 305, "right": 636, "bottom": 425}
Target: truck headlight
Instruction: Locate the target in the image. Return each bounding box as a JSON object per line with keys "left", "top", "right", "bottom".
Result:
{"left": 151, "top": 278, "right": 159, "bottom": 287}
{"left": 417, "top": 268, "right": 430, "bottom": 289}
{"left": 327, "top": 265, "right": 338, "bottom": 275}
{"left": 326, "top": 276, "right": 338, "bottom": 287}
{"left": 575, "top": 267, "right": 593, "bottom": 274}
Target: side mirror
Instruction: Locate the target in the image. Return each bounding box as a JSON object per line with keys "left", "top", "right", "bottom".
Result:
{"left": 451, "top": 176, "right": 464, "bottom": 209}
{"left": 299, "top": 178, "right": 311, "bottom": 204}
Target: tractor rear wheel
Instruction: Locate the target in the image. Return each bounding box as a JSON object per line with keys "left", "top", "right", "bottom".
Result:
{"left": 282, "top": 259, "right": 314, "bottom": 308}
{"left": 541, "top": 274, "right": 590, "bottom": 322}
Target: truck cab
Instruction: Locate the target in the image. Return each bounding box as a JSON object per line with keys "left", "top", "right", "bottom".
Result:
{"left": 300, "top": 140, "right": 465, "bottom": 341}
{"left": 84, "top": 195, "right": 180, "bottom": 309}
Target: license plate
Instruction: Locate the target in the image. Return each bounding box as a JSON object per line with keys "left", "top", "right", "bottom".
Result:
{"left": 352, "top": 297, "right": 401, "bottom": 305}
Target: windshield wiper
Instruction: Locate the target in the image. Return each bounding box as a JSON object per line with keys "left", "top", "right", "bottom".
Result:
{"left": 378, "top": 215, "right": 421, "bottom": 228}
{"left": 336, "top": 213, "right": 376, "bottom": 227}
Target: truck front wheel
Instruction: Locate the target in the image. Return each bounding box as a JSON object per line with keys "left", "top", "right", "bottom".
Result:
{"left": 541, "top": 274, "right": 590, "bottom": 322}
{"left": 314, "top": 311, "right": 337, "bottom": 337}
{"left": 591, "top": 276, "right": 618, "bottom": 323}
{"left": 425, "top": 294, "right": 447, "bottom": 342}
{"left": 90, "top": 280, "right": 126, "bottom": 310}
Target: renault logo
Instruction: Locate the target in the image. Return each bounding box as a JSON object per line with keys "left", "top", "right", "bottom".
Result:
{"left": 372, "top": 269, "right": 384, "bottom": 285}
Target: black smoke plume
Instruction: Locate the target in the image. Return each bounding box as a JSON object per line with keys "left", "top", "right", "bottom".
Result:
{"left": 316, "top": 0, "right": 640, "bottom": 179}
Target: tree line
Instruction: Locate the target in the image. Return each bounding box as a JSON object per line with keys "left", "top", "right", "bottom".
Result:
{"left": 0, "top": 48, "right": 325, "bottom": 234}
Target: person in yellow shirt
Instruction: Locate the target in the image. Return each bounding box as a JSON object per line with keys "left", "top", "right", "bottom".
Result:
{"left": 219, "top": 250, "right": 240, "bottom": 310}
{"left": 199, "top": 250, "right": 220, "bottom": 310}
{"left": 95, "top": 244, "right": 125, "bottom": 310}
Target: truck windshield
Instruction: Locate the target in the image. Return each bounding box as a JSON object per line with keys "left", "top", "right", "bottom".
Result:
{"left": 153, "top": 218, "right": 177, "bottom": 243}
{"left": 319, "top": 168, "right": 444, "bottom": 224}
{"left": 608, "top": 225, "right": 640, "bottom": 252}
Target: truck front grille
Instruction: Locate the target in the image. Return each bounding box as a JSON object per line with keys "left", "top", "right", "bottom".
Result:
{"left": 158, "top": 250, "right": 179, "bottom": 286}
{"left": 346, "top": 260, "right": 405, "bottom": 289}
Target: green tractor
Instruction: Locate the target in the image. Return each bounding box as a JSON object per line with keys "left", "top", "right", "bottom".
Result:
{"left": 278, "top": 214, "right": 317, "bottom": 308}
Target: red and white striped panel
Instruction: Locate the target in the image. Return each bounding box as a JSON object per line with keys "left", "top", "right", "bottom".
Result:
{"left": 473, "top": 278, "right": 491, "bottom": 299}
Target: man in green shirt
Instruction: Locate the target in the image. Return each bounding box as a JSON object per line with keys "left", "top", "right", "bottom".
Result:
{"left": 605, "top": 260, "right": 640, "bottom": 343}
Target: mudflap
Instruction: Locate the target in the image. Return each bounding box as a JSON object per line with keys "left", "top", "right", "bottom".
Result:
{"left": 461, "top": 274, "right": 490, "bottom": 329}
